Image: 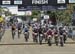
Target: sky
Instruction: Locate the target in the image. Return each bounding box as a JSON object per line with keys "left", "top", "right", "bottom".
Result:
{"left": 1, "top": 5, "right": 25, "bottom": 15}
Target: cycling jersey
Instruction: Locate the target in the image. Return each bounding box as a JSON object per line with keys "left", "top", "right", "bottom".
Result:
{"left": 47, "top": 29, "right": 52, "bottom": 35}
{"left": 24, "top": 27, "right": 29, "bottom": 32}
{"left": 33, "top": 29, "right": 38, "bottom": 33}
{"left": 59, "top": 30, "right": 63, "bottom": 35}
{"left": 12, "top": 26, "right": 16, "bottom": 30}
{"left": 12, "top": 24, "right": 16, "bottom": 31}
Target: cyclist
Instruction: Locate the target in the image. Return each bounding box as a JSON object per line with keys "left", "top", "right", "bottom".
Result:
{"left": 24, "top": 25, "right": 29, "bottom": 42}
{"left": 11, "top": 24, "right": 16, "bottom": 39}
{"left": 17, "top": 23, "right": 22, "bottom": 38}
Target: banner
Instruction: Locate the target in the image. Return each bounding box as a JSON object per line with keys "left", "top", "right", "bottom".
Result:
{"left": 2, "top": 0, "right": 11, "bottom": 4}
{"left": 69, "top": 0, "right": 75, "bottom": 3}
{"left": 57, "top": 0, "right": 65, "bottom": 4}
{"left": 32, "top": 0, "right": 48, "bottom": 4}
{"left": 14, "top": 0, "right": 22, "bottom": 4}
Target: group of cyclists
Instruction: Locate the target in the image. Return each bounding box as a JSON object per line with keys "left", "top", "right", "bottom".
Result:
{"left": 0, "top": 15, "right": 69, "bottom": 47}
{"left": 31, "top": 20, "right": 68, "bottom": 46}
{"left": 10, "top": 18, "right": 69, "bottom": 47}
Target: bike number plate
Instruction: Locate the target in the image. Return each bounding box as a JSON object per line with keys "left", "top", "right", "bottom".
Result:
{"left": 25, "top": 32, "right": 27, "bottom": 34}
{"left": 35, "top": 33, "right": 37, "bottom": 35}
{"left": 40, "top": 34, "right": 43, "bottom": 36}
{"left": 49, "top": 35, "right": 51, "bottom": 37}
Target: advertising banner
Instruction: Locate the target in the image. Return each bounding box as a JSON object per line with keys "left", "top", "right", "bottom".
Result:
{"left": 57, "top": 0, "right": 66, "bottom": 4}
{"left": 14, "top": 0, "right": 22, "bottom": 4}
{"left": 2, "top": 0, "right": 11, "bottom": 4}
{"left": 69, "top": 0, "right": 75, "bottom": 3}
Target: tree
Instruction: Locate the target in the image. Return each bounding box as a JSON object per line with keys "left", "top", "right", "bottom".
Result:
{"left": 31, "top": 10, "right": 41, "bottom": 19}
{"left": 55, "top": 10, "right": 71, "bottom": 26}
